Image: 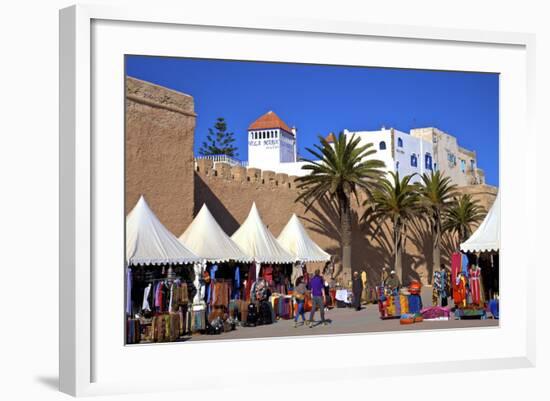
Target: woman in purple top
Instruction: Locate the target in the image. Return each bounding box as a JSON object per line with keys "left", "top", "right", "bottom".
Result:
{"left": 307, "top": 269, "right": 328, "bottom": 326}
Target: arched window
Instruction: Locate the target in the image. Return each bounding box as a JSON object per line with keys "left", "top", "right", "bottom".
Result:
{"left": 398, "top": 138, "right": 403, "bottom": 148}
{"left": 379, "top": 141, "right": 387, "bottom": 150}
{"left": 425, "top": 153, "right": 433, "bottom": 170}
{"left": 410, "top": 154, "right": 418, "bottom": 167}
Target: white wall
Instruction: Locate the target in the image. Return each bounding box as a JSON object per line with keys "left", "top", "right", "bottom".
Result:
{"left": 345, "top": 128, "right": 395, "bottom": 175}
{"left": 248, "top": 128, "right": 282, "bottom": 168}
{"left": 392, "top": 128, "right": 433, "bottom": 183}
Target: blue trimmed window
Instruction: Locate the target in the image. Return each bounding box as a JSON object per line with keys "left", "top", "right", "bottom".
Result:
{"left": 398, "top": 138, "right": 403, "bottom": 148}
{"left": 411, "top": 154, "right": 418, "bottom": 167}
{"left": 425, "top": 153, "right": 433, "bottom": 170}
{"left": 379, "top": 141, "right": 387, "bottom": 150}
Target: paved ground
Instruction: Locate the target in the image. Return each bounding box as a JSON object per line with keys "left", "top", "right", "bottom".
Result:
{"left": 184, "top": 287, "right": 498, "bottom": 342}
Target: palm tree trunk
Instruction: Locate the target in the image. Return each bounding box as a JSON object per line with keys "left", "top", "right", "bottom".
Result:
{"left": 394, "top": 217, "right": 403, "bottom": 281}
{"left": 433, "top": 215, "right": 441, "bottom": 275}
{"left": 339, "top": 192, "right": 352, "bottom": 280}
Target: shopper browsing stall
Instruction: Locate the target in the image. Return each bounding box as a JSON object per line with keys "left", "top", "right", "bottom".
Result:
{"left": 307, "top": 269, "right": 328, "bottom": 326}
{"left": 293, "top": 277, "right": 307, "bottom": 327}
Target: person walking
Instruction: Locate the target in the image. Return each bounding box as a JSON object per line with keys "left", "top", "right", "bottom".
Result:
{"left": 307, "top": 269, "right": 328, "bottom": 327}
{"left": 293, "top": 277, "right": 307, "bottom": 327}
{"left": 352, "top": 271, "right": 363, "bottom": 311}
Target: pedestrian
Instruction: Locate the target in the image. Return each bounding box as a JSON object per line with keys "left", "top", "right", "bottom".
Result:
{"left": 361, "top": 269, "right": 368, "bottom": 303}
{"left": 307, "top": 269, "right": 328, "bottom": 327}
{"left": 384, "top": 270, "right": 401, "bottom": 295}
{"left": 293, "top": 277, "right": 307, "bottom": 327}
{"left": 352, "top": 271, "right": 363, "bottom": 311}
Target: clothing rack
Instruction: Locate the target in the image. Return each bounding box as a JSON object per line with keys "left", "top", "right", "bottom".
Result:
{"left": 145, "top": 276, "right": 184, "bottom": 283}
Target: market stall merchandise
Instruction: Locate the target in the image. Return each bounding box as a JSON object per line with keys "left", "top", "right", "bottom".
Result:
{"left": 377, "top": 286, "right": 410, "bottom": 319}
{"left": 421, "top": 306, "right": 452, "bottom": 321}
{"left": 125, "top": 196, "right": 202, "bottom": 343}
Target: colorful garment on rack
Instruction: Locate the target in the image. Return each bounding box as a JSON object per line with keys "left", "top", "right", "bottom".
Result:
{"left": 262, "top": 265, "right": 274, "bottom": 285}
{"left": 408, "top": 294, "right": 422, "bottom": 314}
{"left": 126, "top": 318, "right": 140, "bottom": 344}
{"left": 468, "top": 267, "right": 482, "bottom": 305}
{"left": 190, "top": 308, "right": 206, "bottom": 332}
{"left": 453, "top": 274, "right": 467, "bottom": 308}
{"left": 142, "top": 283, "right": 152, "bottom": 312}
{"left": 451, "top": 252, "right": 461, "bottom": 293}
{"left": 126, "top": 267, "right": 133, "bottom": 316}
{"left": 462, "top": 253, "right": 469, "bottom": 276}
{"left": 210, "top": 281, "right": 231, "bottom": 307}
{"left": 245, "top": 264, "right": 256, "bottom": 301}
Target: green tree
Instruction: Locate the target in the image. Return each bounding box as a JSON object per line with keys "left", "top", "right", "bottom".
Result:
{"left": 443, "top": 193, "right": 487, "bottom": 243}
{"left": 296, "top": 132, "right": 385, "bottom": 276}
{"left": 198, "top": 117, "right": 238, "bottom": 157}
{"left": 416, "top": 170, "right": 458, "bottom": 273}
{"left": 363, "top": 172, "right": 419, "bottom": 280}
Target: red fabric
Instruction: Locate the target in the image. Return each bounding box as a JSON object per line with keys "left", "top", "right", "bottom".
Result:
{"left": 468, "top": 268, "right": 482, "bottom": 305}
{"left": 451, "top": 252, "right": 461, "bottom": 293}
{"left": 244, "top": 264, "right": 255, "bottom": 301}
{"left": 453, "top": 275, "right": 467, "bottom": 308}
{"left": 263, "top": 265, "right": 273, "bottom": 285}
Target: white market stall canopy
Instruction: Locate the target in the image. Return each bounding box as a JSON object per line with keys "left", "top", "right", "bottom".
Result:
{"left": 231, "top": 203, "right": 295, "bottom": 264}
{"left": 277, "top": 214, "right": 331, "bottom": 262}
{"left": 126, "top": 196, "right": 201, "bottom": 266}
{"left": 179, "top": 204, "right": 251, "bottom": 263}
{"left": 460, "top": 191, "right": 500, "bottom": 253}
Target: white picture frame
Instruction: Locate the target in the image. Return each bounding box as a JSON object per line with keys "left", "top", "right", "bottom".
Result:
{"left": 59, "top": 3, "right": 536, "bottom": 397}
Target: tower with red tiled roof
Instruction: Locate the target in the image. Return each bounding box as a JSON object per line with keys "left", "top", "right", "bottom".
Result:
{"left": 247, "top": 111, "right": 297, "bottom": 169}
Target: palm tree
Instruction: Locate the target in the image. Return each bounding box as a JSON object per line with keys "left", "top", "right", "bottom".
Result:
{"left": 416, "top": 170, "right": 458, "bottom": 274}
{"left": 296, "top": 132, "right": 385, "bottom": 276}
{"left": 363, "top": 172, "right": 419, "bottom": 280}
{"left": 443, "top": 194, "right": 487, "bottom": 243}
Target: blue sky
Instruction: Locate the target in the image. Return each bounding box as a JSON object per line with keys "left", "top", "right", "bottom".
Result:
{"left": 126, "top": 56, "right": 499, "bottom": 186}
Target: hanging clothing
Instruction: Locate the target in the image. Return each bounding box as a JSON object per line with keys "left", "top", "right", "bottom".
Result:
{"left": 263, "top": 265, "right": 274, "bottom": 285}
{"left": 468, "top": 267, "right": 483, "bottom": 305}
{"left": 302, "top": 265, "right": 310, "bottom": 287}
{"left": 142, "top": 284, "right": 152, "bottom": 311}
{"left": 232, "top": 266, "right": 241, "bottom": 299}
{"left": 126, "top": 267, "right": 133, "bottom": 316}
{"left": 461, "top": 253, "right": 469, "bottom": 276}
{"left": 291, "top": 263, "right": 302, "bottom": 287}
{"left": 451, "top": 252, "right": 461, "bottom": 293}
{"left": 210, "top": 264, "right": 218, "bottom": 281}
{"left": 454, "top": 274, "right": 467, "bottom": 308}
{"left": 432, "top": 270, "right": 449, "bottom": 306}
{"left": 245, "top": 263, "right": 256, "bottom": 301}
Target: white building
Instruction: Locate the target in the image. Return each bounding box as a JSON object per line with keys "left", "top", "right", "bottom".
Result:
{"left": 242, "top": 111, "right": 484, "bottom": 186}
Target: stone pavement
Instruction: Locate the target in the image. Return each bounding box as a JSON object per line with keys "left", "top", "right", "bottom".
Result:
{"left": 186, "top": 289, "right": 498, "bottom": 342}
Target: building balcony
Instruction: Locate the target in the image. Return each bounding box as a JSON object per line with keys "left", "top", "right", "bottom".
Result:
{"left": 195, "top": 154, "right": 246, "bottom": 168}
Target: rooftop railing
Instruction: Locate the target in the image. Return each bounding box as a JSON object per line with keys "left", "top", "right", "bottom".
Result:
{"left": 195, "top": 154, "right": 247, "bottom": 168}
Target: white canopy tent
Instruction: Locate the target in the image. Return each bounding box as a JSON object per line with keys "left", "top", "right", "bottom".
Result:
{"left": 231, "top": 203, "right": 295, "bottom": 264}
{"left": 460, "top": 191, "right": 500, "bottom": 253}
{"left": 179, "top": 203, "right": 251, "bottom": 263}
{"left": 126, "top": 195, "right": 201, "bottom": 266}
{"left": 277, "top": 213, "right": 331, "bottom": 262}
